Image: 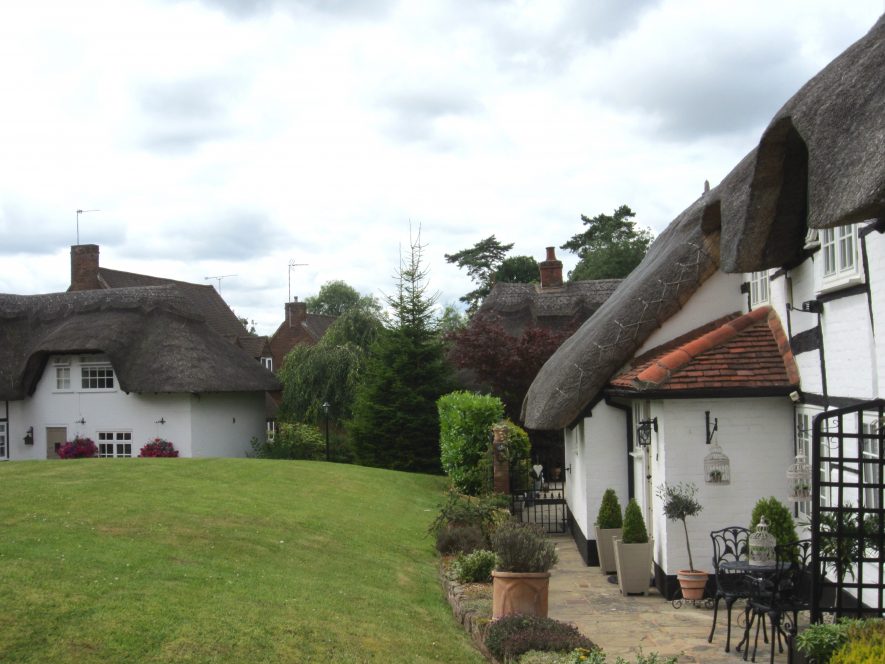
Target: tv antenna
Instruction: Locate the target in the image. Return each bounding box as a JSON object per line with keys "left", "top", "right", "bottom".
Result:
{"left": 204, "top": 274, "right": 237, "bottom": 291}
{"left": 288, "top": 259, "right": 308, "bottom": 302}
{"left": 76, "top": 208, "right": 101, "bottom": 245}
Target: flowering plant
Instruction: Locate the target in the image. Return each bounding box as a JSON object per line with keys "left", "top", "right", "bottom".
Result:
{"left": 57, "top": 437, "right": 97, "bottom": 459}
{"left": 139, "top": 438, "right": 179, "bottom": 458}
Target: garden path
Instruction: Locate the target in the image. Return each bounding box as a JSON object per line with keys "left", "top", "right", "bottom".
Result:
{"left": 548, "top": 536, "right": 792, "bottom": 663}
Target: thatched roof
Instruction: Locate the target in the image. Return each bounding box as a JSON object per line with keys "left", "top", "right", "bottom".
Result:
{"left": 0, "top": 286, "right": 281, "bottom": 401}
{"left": 475, "top": 280, "right": 622, "bottom": 337}
{"left": 523, "top": 15, "right": 884, "bottom": 429}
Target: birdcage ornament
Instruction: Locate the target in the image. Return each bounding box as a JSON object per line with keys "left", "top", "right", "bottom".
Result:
{"left": 704, "top": 440, "right": 730, "bottom": 485}
{"left": 749, "top": 516, "right": 776, "bottom": 566}
{"left": 787, "top": 452, "right": 812, "bottom": 502}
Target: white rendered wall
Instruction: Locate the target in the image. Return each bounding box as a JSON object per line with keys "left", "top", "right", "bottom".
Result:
{"left": 867, "top": 230, "right": 885, "bottom": 397}
{"left": 189, "top": 392, "right": 265, "bottom": 458}
{"left": 566, "top": 403, "right": 630, "bottom": 543}
{"left": 652, "top": 397, "right": 794, "bottom": 575}
{"left": 637, "top": 271, "right": 744, "bottom": 355}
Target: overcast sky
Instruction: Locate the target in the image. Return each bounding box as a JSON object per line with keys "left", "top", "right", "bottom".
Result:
{"left": 1, "top": 1, "right": 882, "bottom": 335}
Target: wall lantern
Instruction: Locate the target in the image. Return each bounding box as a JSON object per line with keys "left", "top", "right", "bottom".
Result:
{"left": 749, "top": 516, "right": 776, "bottom": 566}
{"left": 635, "top": 417, "right": 657, "bottom": 448}
{"left": 75, "top": 417, "right": 86, "bottom": 425}
{"left": 155, "top": 417, "right": 166, "bottom": 425}
{"left": 787, "top": 452, "right": 812, "bottom": 502}
{"left": 23, "top": 426, "right": 34, "bottom": 445}
{"left": 703, "top": 411, "right": 730, "bottom": 484}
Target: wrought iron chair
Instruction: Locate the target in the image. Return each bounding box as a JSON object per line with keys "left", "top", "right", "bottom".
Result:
{"left": 708, "top": 526, "right": 751, "bottom": 652}
{"left": 745, "top": 539, "right": 813, "bottom": 664}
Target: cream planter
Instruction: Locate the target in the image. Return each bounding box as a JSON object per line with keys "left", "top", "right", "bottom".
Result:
{"left": 613, "top": 538, "right": 653, "bottom": 596}
{"left": 595, "top": 526, "right": 622, "bottom": 574}
{"left": 491, "top": 571, "right": 551, "bottom": 619}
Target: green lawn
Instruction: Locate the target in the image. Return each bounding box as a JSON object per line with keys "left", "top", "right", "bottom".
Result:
{"left": 0, "top": 459, "right": 484, "bottom": 663}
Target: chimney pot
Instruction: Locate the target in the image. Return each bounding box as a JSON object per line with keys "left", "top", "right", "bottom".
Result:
{"left": 285, "top": 300, "right": 308, "bottom": 327}
{"left": 539, "top": 246, "right": 563, "bottom": 289}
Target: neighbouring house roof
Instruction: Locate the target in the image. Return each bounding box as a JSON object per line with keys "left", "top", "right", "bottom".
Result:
{"left": 608, "top": 307, "right": 799, "bottom": 396}
{"left": 0, "top": 287, "right": 281, "bottom": 401}
{"left": 522, "top": 15, "right": 884, "bottom": 430}
{"left": 268, "top": 301, "right": 336, "bottom": 374}
{"left": 475, "top": 280, "right": 623, "bottom": 337}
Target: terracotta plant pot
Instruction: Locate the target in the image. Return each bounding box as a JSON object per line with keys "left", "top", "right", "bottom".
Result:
{"left": 491, "top": 570, "right": 551, "bottom": 618}
{"left": 677, "top": 570, "right": 709, "bottom": 600}
{"left": 595, "top": 526, "right": 622, "bottom": 575}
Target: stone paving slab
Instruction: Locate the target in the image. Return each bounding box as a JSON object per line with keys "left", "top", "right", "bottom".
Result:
{"left": 547, "top": 536, "right": 792, "bottom": 664}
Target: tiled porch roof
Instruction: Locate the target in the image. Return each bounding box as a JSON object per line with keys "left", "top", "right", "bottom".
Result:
{"left": 609, "top": 306, "right": 800, "bottom": 393}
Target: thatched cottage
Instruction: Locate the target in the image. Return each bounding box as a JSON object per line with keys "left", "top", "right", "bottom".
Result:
{"left": 0, "top": 247, "right": 281, "bottom": 460}
{"left": 523, "top": 14, "right": 885, "bottom": 601}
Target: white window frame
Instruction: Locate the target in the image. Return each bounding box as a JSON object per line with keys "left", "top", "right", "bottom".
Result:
{"left": 261, "top": 356, "right": 273, "bottom": 371}
{"left": 0, "top": 421, "right": 7, "bottom": 460}
{"left": 56, "top": 366, "right": 71, "bottom": 391}
{"left": 861, "top": 420, "right": 881, "bottom": 510}
{"left": 80, "top": 364, "right": 115, "bottom": 391}
{"left": 749, "top": 271, "right": 770, "bottom": 307}
{"left": 266, "top": 419, "right": 276, "bottom": 441}
{"left": 819, "top": 224, "right": 861, "bottom": 293}
{"left": 796, "top": 410, "right": 813, "bottom": 519}
{"left": 97, "top": 431, "right": 132, "bottom": 458}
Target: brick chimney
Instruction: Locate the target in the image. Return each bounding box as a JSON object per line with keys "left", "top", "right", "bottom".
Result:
{"left": 70, "top": 244, "right": 101, "bottom": 291}
{"left": 285, "top": 298, "right": 308, "bottom": 327}
{"left": 539, "top": 246, "right": 563, "bottom": 289}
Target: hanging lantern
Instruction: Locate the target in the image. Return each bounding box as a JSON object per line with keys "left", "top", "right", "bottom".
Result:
{"left": 787, "top": 452, "right": 812, "bottom": 502}
{"left": 704, "top": 440, "right": 730, "bottom": 484}
{"left": 749, "top": 516, "right": 776, "bottom": 566}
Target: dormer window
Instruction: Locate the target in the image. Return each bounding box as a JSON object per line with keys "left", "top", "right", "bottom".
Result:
{"left": 261, "top": 356, "right": 273, "bottom": 371}
{"left": 819, "top": 224, "right": 862, "bottom": 293}
{"left": 749, "top": 271, "right": 770, "bottom": 307}
{"left": 81, "top": 364, "right": 115, "bottom": 390}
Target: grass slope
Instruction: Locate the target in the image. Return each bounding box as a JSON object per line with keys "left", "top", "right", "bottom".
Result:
{"left": 0, "top": 459, "right": 483, "bottom": 663}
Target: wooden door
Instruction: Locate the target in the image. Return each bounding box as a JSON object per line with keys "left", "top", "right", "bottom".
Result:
{"left": 46, "top": 427, "right": 66, "bottom": 459}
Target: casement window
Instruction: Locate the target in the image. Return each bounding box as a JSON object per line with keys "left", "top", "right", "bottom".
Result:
{"left": 862, "top": 421, "right": 881, "bottom": 510}
{"left": 796, "top": 411, "right": 813, "bottom": 518}
{"left": 56, "top": 366, "right": 71, "bottom": 390}
{"left": 81, "top": 365, "right": 115, "bottom": 390}
{"left": 0, "top": 421, "right": 7, "bottom": 460}
{"left": 821, "top": 224, "right": 859, "bottom": 283}
{"left": 266, "top": 419, "right": 276, "bottom": 441}
{"left": 97, "top": 431, "right": 132, "bottom": 458}
{"left": 261, "top": 356, "right": 273, "bottom": 371}
{"left": 749, "top": 271, "right": 770, "bottom": 306}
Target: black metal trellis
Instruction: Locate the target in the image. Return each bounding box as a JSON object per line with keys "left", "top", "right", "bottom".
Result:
{"left": 811, "top": 399, "right": 885, "bottom": 622}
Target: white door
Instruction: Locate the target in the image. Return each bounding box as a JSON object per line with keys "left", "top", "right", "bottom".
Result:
{"left": 634, "top": 401, "right": 654, "bottom": 541}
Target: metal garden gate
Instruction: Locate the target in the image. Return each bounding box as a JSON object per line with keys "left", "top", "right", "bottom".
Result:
{"left": 811, "top": 399, "right": 885, "bottom": 621}
{"left": 508, "top": 453, "right": 568, "bottom": 534}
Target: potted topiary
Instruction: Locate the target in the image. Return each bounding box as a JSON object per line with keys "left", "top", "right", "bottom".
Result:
{"left": 614, "top": 498, "right": 653, "bottom": 595}
{"left": 490, "top": 520, "right": 558, "bottom": 618}
{"left": 749, "top": 496, "right": 797, "bottom": 547}
{"left": 657, "top": 482, "right": 707, "bottom": 600}
{"left": 595, "top": 488, "right": 623, "bottom": 575}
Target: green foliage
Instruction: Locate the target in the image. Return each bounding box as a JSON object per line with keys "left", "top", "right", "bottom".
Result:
{"left": 351, "top": 230, "right": 454, "bottom": 472}
{"left": 453, "top": 549, "right": 498, "bottom": 583}
{"left": 806, "top": 508, "right": 882, "bottom": 582}
{"left": 305, "top": 280, "right": 381, "bottom": 316}
{"left": 830, "top": 619, "right": 885, "bottom": 664}
{"left": 429, "top": 490, "right": 510, "bottom": 543}
{"left": 596, "top": 489, "right": 623, "bottom": 529}
{"left": 485, "top": 615, "right": 596, "bottom": 661}
{"left": 278, "top": 308, "right": 383, "bottom": 427}
{"left": 657, "top": 483, "right": 703, "bottom": 571}
{"left": 560, "top": 205, "right": 654, "bottom": 281}
{"left": 491, "top": 521, "right": 558, "bottom": 573}
{"left": 436, "top": 524, "right": 488, "bottom": 556}
{"left": 496, "top": 255, "right": 540, "bottom": 284}
{"left": 749, "top": 497, "right": 797, "bottom": 548}
{"left": 566, "top": 649, "right": 678, "bottom": 664}
{"left": 438, "top": 303, "right": 467, "bottom": 336}
{"left": 518, "top": 650, "right": 574, "bottom": 664}
{"left": 796, "top": 619, "right": 867, "bottom": 664}
{"left": 622, "top": 499, "right": 648, "bottom": 544}
{"left": 445, "top": 234, "right": 514, "bottom": 314}
{"left": 250, "top": 423, "right": 325, "bottom": 460}
{"left": 438, "top": 391, "right": 505, "bottom": 495}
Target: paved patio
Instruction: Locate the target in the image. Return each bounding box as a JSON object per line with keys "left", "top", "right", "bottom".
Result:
{"left": 547, "top": 535, "right": 794, "bottom": 664}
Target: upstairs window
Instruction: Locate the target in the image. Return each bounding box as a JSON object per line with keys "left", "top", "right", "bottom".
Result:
{"left": 822, "top": 225, "right": 857, "bottom": 277}
{"left": 81, "top": 365, "right": 115, "bottom": 390}
{"left": 261, "top": 356, "right": 273, "bottom": 371}
{"left": 56, "top": 366, "right": 71, "bottom": 390}
{"left": 749, "top": 271, "right": 770, "bottom": 306}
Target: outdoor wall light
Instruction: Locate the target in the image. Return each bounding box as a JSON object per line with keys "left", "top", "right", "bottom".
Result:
{"left": 155, "top": 417, "right": 166, "bottom": 425}
{"left": 75, "top": 417, "right": 86, "bottom": 425}
{"left": 23, "top": 426, "right": 34, "bottom": 445}
{"left": 635, "top": 417, "right": 658, "bottom": 448}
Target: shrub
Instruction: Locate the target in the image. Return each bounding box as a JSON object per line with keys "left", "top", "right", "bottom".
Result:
{"left": 621, "top": 499, "right": 648, "bottom": 544}
{"left": 830, "top": 619, "right": 885, "bottom": 664}
{"left": 596, "top": 489, "right": 623, "bottom": 530}
{"left": 438, "top": 391, "right": 505, "bottom": 495}
{"left": 251, "top": 422, "right": 325, "bottom": 460}
{"left": 657, "top": 482, "right": 702, "bottom": 571}
{"left": 429, "top": 490, "right": 510, "bottom": 543}
{"left": 796, "top": 619, "right": 866, "bottom": 664}
{"left": 436, "top": 524, "right": 487, "bottom": 556}
{"left": 453, "top": 549, "right": 498, "bottom": 583}
{"left": 485, "top": 615, "right": 595, "bottom": 661}
{"left": 138, "top": 438, "right": 179, "bottom": 457}
{"left": 57, "top": 436, "right": 97, "bottom": 459}
{"left": 749, "top": 497, "right": 797, "bottom": 547}
{"left": 563, "top": 649, "right": 678, "bottom": 664}
{"left": 492, "top": 521, "right": 558, "bottom": 573}
{"left": 518, "top": 650, "right": 575, "bottom": 664}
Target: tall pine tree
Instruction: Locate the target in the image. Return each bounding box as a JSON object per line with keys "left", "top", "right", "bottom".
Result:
{"left": 350, "top": 229, "right": 453, "bottom": 472}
